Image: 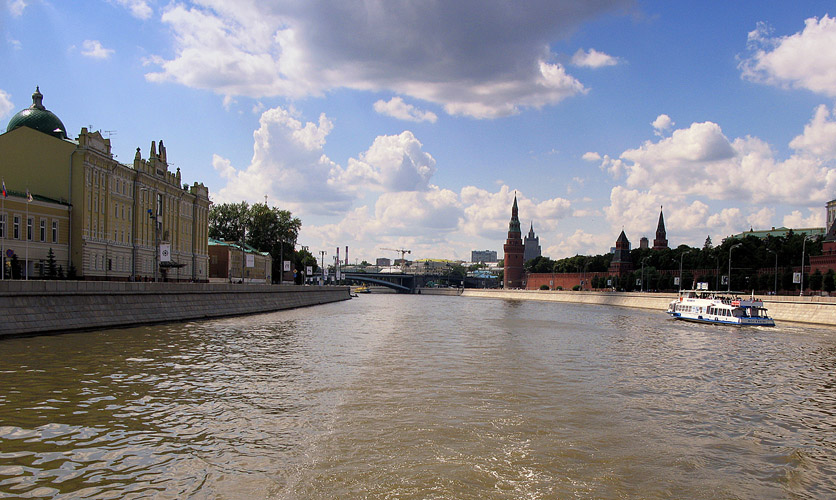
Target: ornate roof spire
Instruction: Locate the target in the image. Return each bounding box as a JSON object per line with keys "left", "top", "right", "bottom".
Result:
{"left": 31, "top": 86, "right": 45, "bottom": 110}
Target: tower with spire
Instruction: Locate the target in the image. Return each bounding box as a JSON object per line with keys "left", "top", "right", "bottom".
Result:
{"left": 653, "top": 206, "right": 669, "bottom": 250}
{"left": 523, "top": 221, "right": 541, "bottom": 262}
{"left": 503, "top": 194, "right": 525, "bottom": 288}
{"left": 608, "top": 230, "right": 633, "bottom": 277}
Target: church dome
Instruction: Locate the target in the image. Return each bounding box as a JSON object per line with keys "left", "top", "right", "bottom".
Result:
{"left": 6, "top": 87, "right": 68, "bottom": 140}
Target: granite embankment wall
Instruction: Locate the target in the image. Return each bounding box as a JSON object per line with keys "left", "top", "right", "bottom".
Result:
{"left": 0, "top": 281, "right": 350, "bottom": 337}
{"left": 461, "top": 289, "right": 836, "bottom": 326}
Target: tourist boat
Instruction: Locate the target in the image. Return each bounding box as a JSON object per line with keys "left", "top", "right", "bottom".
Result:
{"left": 666, "top": 290, "right": 775, "bottom": 326}
{"left": 352, "top": 284, "right": 371, "bottom": 294}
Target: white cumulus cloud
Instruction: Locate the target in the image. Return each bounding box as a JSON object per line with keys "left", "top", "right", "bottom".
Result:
{"left": 0, "top": 89, "right": 14, "bottom": 118}
{"left": 374, "top": 97, "right": 437, "bottom": 123}
{"left": 329, "top": 131, "right": 437, "bottom": 193}
{"left": 144, "top": 0, "right": 628, "bottom": 118}
{"left": 112, "top": 0, "right": 152, "bottom": 19}
{"left": 651, "top": 114, "right": 674, "bottom": 136}
{"left": 740, "top": 15, "right": 836, "bottom": 96}
{"left": 81, "top": 40, "right": 115, "bottom": 59}
{"left": 571, "top": 48, "right": 619, "bottom": 68}
{"left": 8, "top": 0, "right": 26, "bottom": 17}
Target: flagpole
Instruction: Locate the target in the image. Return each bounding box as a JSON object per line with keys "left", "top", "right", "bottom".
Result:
{"left": 25, "top": 190, "right": 29, "bottom": 280}
{"left": 1, "top": 187, "right": 4, "bottom": 281}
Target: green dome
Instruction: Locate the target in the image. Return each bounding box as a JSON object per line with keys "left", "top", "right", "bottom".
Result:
{"left": 6, "top": 87, "right": 68, "bottom": 140}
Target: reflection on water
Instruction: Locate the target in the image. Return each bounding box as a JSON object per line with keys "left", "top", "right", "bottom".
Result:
{"left": 1, "top": 295, "right": 836, "bottom": 499}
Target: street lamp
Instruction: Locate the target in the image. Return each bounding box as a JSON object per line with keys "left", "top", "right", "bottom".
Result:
{"left": 766, "top": 248, "right": 777, "bottom": 296}
{"left": 800, "top": 235, "right": 813, "bottom": 296}
{"left": 641, "top": 257, "right": 648, "bottom": 292}
{"left": 679, "top": 249, "right": 692, "bottom": 292}
{"left": 728, "top": 243, "right": 742, "bottom": 292}
{"left": 319, "top": 250, "right": 327, "bottom": 284}
{"left": 147, "top": 207, "right": 161, "bottom": 282}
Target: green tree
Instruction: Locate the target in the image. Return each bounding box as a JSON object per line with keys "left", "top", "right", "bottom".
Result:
{"left": 809, "top": 269, "right": 824, "bottom": 291}
{"left": 45, "top": 248, "right": 58, "bottom": 279}
{"left": 209, "top": 201, "right": 249, "bottom": 242}
{"left": 524, "top": 256, "right": 555, "bottom": 274}
{"left": 293, "top": 247, "right": 318, "bottom": 284}
{"left": 210, "top": 201, "right": 302, "bottom": 283}
{"left": 825, "top": 270, "right": 836, "bottom": 293}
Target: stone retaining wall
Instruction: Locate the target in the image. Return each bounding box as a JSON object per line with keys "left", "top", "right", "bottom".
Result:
{"left": 0, "top": 281, "right": 351, "bottom": 337}
{"left": 461, "top": 289, "right": 836, "bottom": 326}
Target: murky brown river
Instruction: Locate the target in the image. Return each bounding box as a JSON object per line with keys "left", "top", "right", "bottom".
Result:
{"left": 1, "top": 294, "right": 836, "bottom": 499}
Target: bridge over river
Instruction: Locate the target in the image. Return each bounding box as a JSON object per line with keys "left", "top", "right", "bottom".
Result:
{"left": 343, "top": 272, "right": 498, "bottom": 293}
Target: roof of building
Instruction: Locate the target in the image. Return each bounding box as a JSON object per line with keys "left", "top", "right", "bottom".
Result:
{"left": 208, "top": 238, "right": 270, "bottom": 256}
{"left": 5, "top": 87, "right": 68, "bottom": 140}
{"left": 729, "top": 226, "right": 826, "bottom": 239}
{"left": 825, "top": 219, "right": 836, "bottom": 242}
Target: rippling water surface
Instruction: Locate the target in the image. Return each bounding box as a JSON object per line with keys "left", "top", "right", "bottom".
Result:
{"left": 2, "top": 294, "right": 836, "bottom": 499}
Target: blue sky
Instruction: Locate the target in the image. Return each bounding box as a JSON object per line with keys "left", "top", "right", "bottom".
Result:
{"left": 3, "top": 1, "right": 836, "bottom": 263}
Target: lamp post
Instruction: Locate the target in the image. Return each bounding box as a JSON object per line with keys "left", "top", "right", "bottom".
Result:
{"left": 147, "top": 207, "right": 161, "bottom": 282}
{"left": 679, "top": 249, "right": 692, "bottom": 292}
{"left": 766, "top": 248, "right": 777, "bottom": 295}
{"left": 641, "top": 257, "right": 648, "bottom": 292}
{"left": 728, "top": 243, "right": 742, "bottom": 292}
{"left": 319, "top": 250, "right": 327, "bottom": 285}
{"left": 800, "top": 235, "right": 812, "bottom": 296}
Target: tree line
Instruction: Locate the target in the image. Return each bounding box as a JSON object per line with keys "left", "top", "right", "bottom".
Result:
{"left": 524, "top": 230, "right": 834, "bottom": 294}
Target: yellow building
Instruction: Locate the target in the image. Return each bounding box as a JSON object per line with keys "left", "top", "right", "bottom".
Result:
{"left": 0, "top": 87, "right": 210, "bottom": 281}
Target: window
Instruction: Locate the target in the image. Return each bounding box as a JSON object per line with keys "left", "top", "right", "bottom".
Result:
{"left": 40, "top": 219, "right": 46, "bottom": 241}
{"left": 52, "top": 221, "right": 58, "bottom": 243}
{"left": 27, "top": 218, "right": 33, "bottom": 241}
{"left": 115, "top": 202, "right": 118, "bottom": 218}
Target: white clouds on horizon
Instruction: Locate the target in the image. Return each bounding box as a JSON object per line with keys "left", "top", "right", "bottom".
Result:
{"left": 144, "top": 0, "right": 629, "bottom": 118}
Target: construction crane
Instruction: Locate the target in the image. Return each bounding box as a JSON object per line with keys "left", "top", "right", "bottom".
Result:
{"left": 380, "top": 247, "right": 411, "bottom": 272}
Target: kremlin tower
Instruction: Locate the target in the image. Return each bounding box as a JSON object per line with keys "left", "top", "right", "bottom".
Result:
{"left": 653, "top": 206, "right": 669, "bottom": 250}
{"left": 503, "top": 195, "right": 525, "bottom": 288}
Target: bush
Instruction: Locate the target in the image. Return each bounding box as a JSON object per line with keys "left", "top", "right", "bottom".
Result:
{"left": 539, "top": 284, "right": 550, "bottom": 290}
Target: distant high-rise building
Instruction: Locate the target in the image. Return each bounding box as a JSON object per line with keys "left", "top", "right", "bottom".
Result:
{"left": 503, "top": 195, "right": 525, "bottom": 289}
{"left": 640, "top": 236, "right": 649, "bottom": 250}
{"left": 653, "top": 206, "right": 668, "bottom": 250}
{"left": 471, "top": 250, "right": 497, "bottom": 263}
{"left": 523, "top": 222, "right": 541, "bottom": 262}
{"left": 376, "top": 257, "right": 391, "bottom": 267}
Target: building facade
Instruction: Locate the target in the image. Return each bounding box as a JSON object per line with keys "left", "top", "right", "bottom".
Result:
{"left": 0, "top": 88, "right": 210, "bottom": 281}
{"left": 208, "top": 239, "right": 272, "bottom": 283}
{"left": 471, "top": 250, "right": 498, "bottom": 263}
{"left": 523, "top": 222, "right": 541, "bottom": 262}
{"left": 503, "top": 195, "right": 525, "bottom": 289}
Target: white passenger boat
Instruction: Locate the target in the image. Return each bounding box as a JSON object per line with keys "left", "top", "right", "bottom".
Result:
{"left": 666, "top": 290, "right": 775, "bottom": 326}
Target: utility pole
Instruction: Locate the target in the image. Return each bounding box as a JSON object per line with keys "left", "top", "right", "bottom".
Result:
{"left": 319, "top": 250, "right": 327, "bottom": 284}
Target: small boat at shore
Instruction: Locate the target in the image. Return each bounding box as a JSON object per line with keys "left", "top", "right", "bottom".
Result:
{"left": 666, "top": 290, "right": 775, "bottom": 326}
{"left": 352, "top": 284, "right": 371, "bottom": 294}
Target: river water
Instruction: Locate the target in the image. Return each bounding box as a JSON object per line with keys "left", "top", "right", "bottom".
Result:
{"left": 1, "top": 294, "right": 836, "bottom": 499}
